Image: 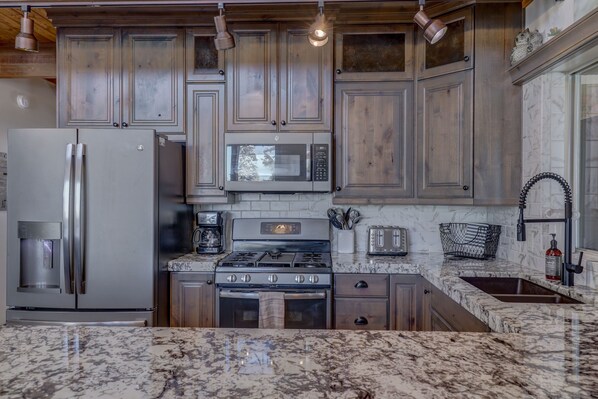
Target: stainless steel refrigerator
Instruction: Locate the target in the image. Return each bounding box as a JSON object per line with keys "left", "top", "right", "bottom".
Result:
{"left": 6, "top": 128, "right": 192, "bottom": 326}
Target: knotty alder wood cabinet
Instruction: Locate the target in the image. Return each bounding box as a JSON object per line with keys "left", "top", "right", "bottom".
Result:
{"left": 57, "top": 27, "right": 184, "bottom": 134}
{"left": 170, "top": 272, "right": 215, "bottom": 328}
{"left": 334, "top": 274, "right": 390, "bottom": 330}
{"left": 225, "top": 23, "right": 332, "bottom": 132}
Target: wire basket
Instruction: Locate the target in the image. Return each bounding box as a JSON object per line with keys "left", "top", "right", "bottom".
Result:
{"left": 439, "top": 223, "right": 501, "bottom": 260}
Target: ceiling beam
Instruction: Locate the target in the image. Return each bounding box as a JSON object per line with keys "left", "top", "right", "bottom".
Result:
{"left": 0, "top": 43, "right": 56, "bottom": 78}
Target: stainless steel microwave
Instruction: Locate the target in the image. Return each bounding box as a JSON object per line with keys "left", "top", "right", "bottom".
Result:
{"left": 224, "top": 132, "right": 332, "bottom": 192}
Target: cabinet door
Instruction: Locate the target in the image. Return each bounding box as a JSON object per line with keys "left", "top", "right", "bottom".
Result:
{"left": 170, "top": 272, "right": 215, "bottom": 327}
{"left": 417, "top": 70, "right": 473, "bottom": 199}
{"left": 334, "top": 298, "right": 388, "bottom": 330}
{"left": 278, "top": 25, "right": 332, "bottom": 131}
{"left": 121, "top": 28, "right": 184, "bottom": 133}
{"left": 334, "top": 82, "right": 414, "bottom": 201}
{"left": 430, "top": 284, "right": 490, "bottom": 332}
{"left": 417, "top": 7, "right": 474, "bottom": 79}
{"left": 334, "top": 25, "right": 414, "bottom": 81}
{"left": 186, "top": 84, "right": 232, "bottom": 204}
{"left": 389, "top": 275, "right": 423, "bottom": 331}
{"left": 186, "top": 28, "right": 225, "bottom": 82}
{"left": 226, "top": 24, "right": 278, "bottom": 131}
{"left": 57, "top": 28, "right": 120, "bottom": 128}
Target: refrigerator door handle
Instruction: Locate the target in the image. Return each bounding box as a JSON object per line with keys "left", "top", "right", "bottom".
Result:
{"left": 62, "top": 143, "right": 75, "bottom": 295}
{"left": 74, "top": 143, "right": 86, "bottom": 295}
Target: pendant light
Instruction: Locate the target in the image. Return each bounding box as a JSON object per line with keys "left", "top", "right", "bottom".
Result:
{"left": 214, "top": 3, "right": 235, "bottom": 51}
{"left": 308, "top": 0, "right": 329, "bottom": 47}
{"left": 413, "top": 0, "right": 447, "bottom": 45}
{"left": 15, "top": 5, "right": 39, "bottom": 53}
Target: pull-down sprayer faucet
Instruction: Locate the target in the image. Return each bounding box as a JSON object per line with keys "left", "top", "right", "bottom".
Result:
{"left": 517, "top": 172, "right": 584, "bottom": 287}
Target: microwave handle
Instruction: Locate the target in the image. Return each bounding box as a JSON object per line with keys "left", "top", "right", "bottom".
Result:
{"left": 307, "top": 144, "right": 312, "bottom": 181}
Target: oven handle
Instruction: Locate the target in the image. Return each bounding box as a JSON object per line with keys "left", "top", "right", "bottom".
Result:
{"left": 219, "top": 290, "right": 326, "bottom": 300}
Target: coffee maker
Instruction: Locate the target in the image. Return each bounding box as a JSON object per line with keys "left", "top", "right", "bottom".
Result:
{"left": 193, "top": 211, "right": 225, "bottom": 254}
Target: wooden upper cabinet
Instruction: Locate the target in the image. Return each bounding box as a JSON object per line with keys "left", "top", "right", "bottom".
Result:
{"left": 121, "top": 29, "right": 184, "bottom": 132}
{"left": 417, "top": 7, "right": 474, "bottom": 79}
{"left": 417, "top": 70, "right": 473, "bottom": 200}
{"left": 58, "top": 28, "right": 120, "bottom": 128}
{"left": 186, "top": 28, "right": 225, "bottom": 82}
{"left": 186, "top": 84, "right": 232, "bottom": 204}
{"left": 279, "top": 25, "right": 332, "bottom": 131}
{"left": 334, "top": 82, "right": 414, "bottom": 203}
{"left": 334, "top": 25, "right": 414, "bottom": 81}
{"left": 226, "top": 23, "right": 332, "bottom": 132}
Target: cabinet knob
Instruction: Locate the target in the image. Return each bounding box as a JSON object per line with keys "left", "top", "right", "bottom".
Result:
{"left": 424, "top": 289, "right": 431, "bottom": 294}
{"left": 354, "top": 280, "right": 368, "bottom": 289}
{"left": 112, "top": 122, "right": 119, "bottom": 128}
{"left": 206, "top": 280, "right": 213, "bottom": 285}
{"left": 463, "top": 185, "right": 470, "bottom": 191}
{"left": 218, "top": 186, "right": 224, "bottom": 190}
{"left": 464, "top": 56, "right": 470, "bottom": 62}
{"left": 335, "top": 186, "right": 341, "bottom": 191}
{"left": 218, "top": 69, "right": 225, "bottom": 75}
{"left": 271, "top": 120, "right": 277, "bottom": 125}
{"left": 122, "top": 122, "right": 128, "bottom": 128}
{"left": 336, "top": 69, "right": 342, "bottom": 74}
{"left": 280, "top": 120, "right": 286, "bottom": 126}
{"left": 354, "top": 316, "right": 368, "bottom": 326}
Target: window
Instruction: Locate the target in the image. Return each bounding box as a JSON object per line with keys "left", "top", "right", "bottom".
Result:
{"left": 573, "top": 63, "right": 598, "bottom": 251}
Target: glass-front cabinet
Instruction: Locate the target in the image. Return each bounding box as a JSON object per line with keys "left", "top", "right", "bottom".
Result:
{"left": 334, "top": 25, "right": 414, "bottom": 81}
{"left": 186, "top": 27, "right": 225, "bottom": 82}
{"left": 417, "top": 7, "right": 474, "bottom": 78}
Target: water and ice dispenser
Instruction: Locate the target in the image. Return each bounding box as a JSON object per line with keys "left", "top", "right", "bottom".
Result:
{"left": 17, "top": 221, "right": 62, "bottom": 293}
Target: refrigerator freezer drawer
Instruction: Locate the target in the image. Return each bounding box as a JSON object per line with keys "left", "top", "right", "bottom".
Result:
{"left": 6, "top": 309, "right": 154, "bottom": 326}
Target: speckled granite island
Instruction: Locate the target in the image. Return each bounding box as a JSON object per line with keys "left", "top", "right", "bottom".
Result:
{"left": 2, "top": 253, "right": 598, "bottom": 398}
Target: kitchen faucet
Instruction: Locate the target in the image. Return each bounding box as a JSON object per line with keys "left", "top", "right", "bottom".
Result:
{"left": 517, "top": 172, "right": 584, "bottom": 287}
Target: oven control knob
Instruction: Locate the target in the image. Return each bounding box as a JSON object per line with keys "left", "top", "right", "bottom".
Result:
{"left": 308, "top": 275, "right": 319, "bottom": 284}
{"left": 226, "top": 274, "right": 237, "bottom": 283}
{"left": 240, "top": 274, "right": 251, "bottom": 283}
{"left": 268, "top": 274, "right": 278, "bottom": 283}
{"left": 295, "top": 275, "right": 305, "bottom": 283}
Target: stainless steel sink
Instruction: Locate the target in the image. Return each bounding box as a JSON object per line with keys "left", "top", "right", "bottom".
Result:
{"left": 460, "top": 277, "right": 582, "bottom": 304}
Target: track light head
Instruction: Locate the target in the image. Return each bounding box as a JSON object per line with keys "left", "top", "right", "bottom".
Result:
{"left": 308, "top": 1, "right": 329, "bottom": 47}
{"left": 15, "top": 6, "right": 39, "bottom": 53}
{"left": 214, "top": 3, "right": 235, "bottom": 51}
{"left": 414, "top": 3, "right": 447, "bottom": 44}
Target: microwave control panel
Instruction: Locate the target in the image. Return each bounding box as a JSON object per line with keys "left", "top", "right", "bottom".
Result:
{"left": 313, "top": 144, "right": 329, "bottom": 182}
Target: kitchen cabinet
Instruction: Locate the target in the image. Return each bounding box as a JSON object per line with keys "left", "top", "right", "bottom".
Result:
{"left": 170, "top": 272, "right": 215, "bottom": 327}
{"left": 424, "top": 280, "right": 490, "bottom": 332}
{"left": 416, "top": 70, "right": 473, "bottom": 199}
{"left": 334, "top": 274, "right": 389, "bottom": 330}
{"left": 389, "top": 275, "right": 426, "bottom": 331}
{"left": 334, "top": 82, "right": 414, "bottom": 203}
{"left": 186, "top": 84, "right": 232, "bottom": 204}
{"left": 417, "top": 7, "right": 474, "bottom": 79}
{"left": 58, "top": 27, "right": 184, "bottom": 134}
{"left": 226, "top": 23, "right": 332, "bottom": 132}
{"left": 334, "top": 24, "right": 414, "bottom": 81}
{"left": 186, "top": 28, "right": 225, "bottom": 82}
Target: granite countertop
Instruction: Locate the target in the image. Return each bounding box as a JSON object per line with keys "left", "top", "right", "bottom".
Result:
{"left": 1, "top": 253, "right": 597, "bottom": 398}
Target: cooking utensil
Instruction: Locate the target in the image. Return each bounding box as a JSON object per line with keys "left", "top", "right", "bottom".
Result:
{"left": 327, "top": 208, "right": 344, "bottom": 230}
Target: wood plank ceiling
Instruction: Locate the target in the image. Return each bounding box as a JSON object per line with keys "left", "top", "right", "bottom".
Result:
{"left": 0, "top": 8, "right": 55, "bottom": 45}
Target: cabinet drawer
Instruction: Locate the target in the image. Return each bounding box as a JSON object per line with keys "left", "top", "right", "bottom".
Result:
{"left": 334, "top": 274, "right": 389, "bottom": 297}
{"left": 334, "top": 298, "right": 388, "bottom": 330}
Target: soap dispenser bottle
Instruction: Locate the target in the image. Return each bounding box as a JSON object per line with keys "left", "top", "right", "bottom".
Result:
{"left": 545, "top": 233, "right": 562, "bottom": 281}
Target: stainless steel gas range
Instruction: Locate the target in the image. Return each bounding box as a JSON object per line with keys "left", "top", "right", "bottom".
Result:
{"left": 215, "top": 218, "right": 332, "bottom": 329}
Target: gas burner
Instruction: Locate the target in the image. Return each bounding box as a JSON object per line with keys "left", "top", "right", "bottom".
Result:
{"left": 219, "top": 251, "right": 264, "bottom": 268}
{"left": 293, "top": 252, "right": 332, "bottom": 268}
{"left": 257, "top": 252, "right": 296, "bottom": 268}
{"left": 266, "top": 250, "right": 282, "bottom": 259}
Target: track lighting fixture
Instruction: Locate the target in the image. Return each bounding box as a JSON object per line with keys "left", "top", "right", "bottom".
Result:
{"left": 308, "top": 0, "right": 329, "bottom": 47}
{"left": 413, "top": 0, "right": 447, "bottom": 45}
{"left": 15, "top": 5, "right": 39, "bottom": 53}
{"left": 214, "top": 2, "right": 235, "bottom": 51}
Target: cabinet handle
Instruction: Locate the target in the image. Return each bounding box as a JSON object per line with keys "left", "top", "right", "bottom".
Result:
{"left": 206, "top": 280, "right": 213, "bottom": 285}
{"left": 112, "top": 122, "right": 119, "bottom": 128}
{"left": 281, "top": 120, "right": 286, "bottom": 126}
{"left": 218, "top": 186, "right": 224, "bottom": 190}
{"left": 271, "top": 120, "right": 277, "bottom": 125}
{"left": 122, "top": 122, "right": 128, "bottom": 128}
{"left": 464, "top": 56, "right": 470, "bottom": 62}
{"left": 335, "top": 186, "right": 341, "bottom": 192}
{"left": 463, "top": 185, "right": 469, "bottom": 191}
{"left": 354, "top": 316, "right": 368, "bottom": 326}
{"left": 218, "top": 69, "right": 225, "bottom": 75}
{"left": 336, "top": 69, "right": 342, "bottom": 74}
{"left": 424, "top": 289, "right": 430, "bottom": 294}
{"left": 354, "top": 280, "right": 368, "bottom": 289}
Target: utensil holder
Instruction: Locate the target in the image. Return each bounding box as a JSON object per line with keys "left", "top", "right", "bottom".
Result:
{"left": 337, "top": 230, "right": 355, "bottom": 254}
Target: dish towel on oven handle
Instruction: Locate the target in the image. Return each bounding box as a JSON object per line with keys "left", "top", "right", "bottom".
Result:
{"left": 258, "top": 292, "right": 285, "bottom": 329}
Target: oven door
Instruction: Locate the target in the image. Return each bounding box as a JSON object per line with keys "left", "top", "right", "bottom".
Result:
{"left": 217, "top": 288, "right": 331, "bottom": 329}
